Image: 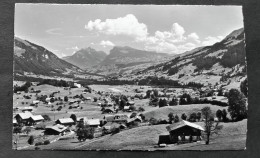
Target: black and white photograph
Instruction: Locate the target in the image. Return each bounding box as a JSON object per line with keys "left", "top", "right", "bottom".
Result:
{"left": 13, "top": 4, "right": 248, "bottom": 150}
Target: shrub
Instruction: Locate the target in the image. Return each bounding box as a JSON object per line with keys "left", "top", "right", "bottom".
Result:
{"left": 42, "top": 115, "right": 51, "bottom": 121}
{"left": 35, "top": 142, "right": 43, "bottom": 146}
{"left": 35, "top": 147, "right": 40, "bottom": 150}
{"left": 43, "top": 140, "right": 50, "bottom": 145}
{"left": 181, "top": 113, "right": 187, "bottom": 120}
{"left": 130, "top": 112, "right": 137, "bottom": 118}
{"left": 27, "top": 135, "right": 34, "bottom": 145}
{"left": 149, "top": 117, "right": 158, "bottom": 125}
{"left": 138, "top": 107, "right": 145, "bottom": 112}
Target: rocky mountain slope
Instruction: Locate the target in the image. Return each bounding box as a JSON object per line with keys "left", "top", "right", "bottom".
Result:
{"left": 62, "top": 47, "right": 107, "bottom": 69}
{"left": 88, "top": 46, "right": 174, "bottom": 76}
{"left": 121, "top": 28, "right": 247, "bottom": 89}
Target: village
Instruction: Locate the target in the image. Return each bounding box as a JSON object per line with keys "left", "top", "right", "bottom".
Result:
{"left": 12, "top": 80, "right": 247, "bottom": 150}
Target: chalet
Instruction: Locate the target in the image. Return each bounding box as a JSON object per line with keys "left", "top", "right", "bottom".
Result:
{"left": 86, "top": 119, "right": 100, "bottom": 127}
{"left": 114, "top": 114, "right": 128, "bottom": 123}
{"left": 127, "top": 116, "right": 142, "bottom": 124}
{"left": 103, "top": 122, "right": 126, "bottom": 131}
{"left": 56, "top": 118, "right": 75, "bottom": 126}
{"left": 102, "top": 108, "right": 114, "bottom": 114}
{"left": 32, "top": 100, "right": 40, "bottom": 104}
{"left": 21, "top": 107, "right": 33, "bottom": 112}
{"left": 14, "top": 112, "right": 33, "bottom": 125}
{"left": 127, "top": 101, "right": 135, "bottom": 106}
{"left": 86, "top": 97, "right": 91, "bottom": 100}
{"left": 44, "top": 124, "right": 68, "bottom": 135}
{"left": 28, "top": 115, "right": 44, "bottom": 125}
{"left": 165, "top": 120, "right": 204, "bottom": 144}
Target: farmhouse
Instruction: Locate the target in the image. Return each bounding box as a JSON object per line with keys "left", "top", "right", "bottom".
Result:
{"left": 86, "top": 119, "right": 100, "bottom": 127}
{"left": 28, "top": 115, "right": 44, "bottom": 125}
{"left": 44, "top": 124, "right": 68, "bottom": 135}
{"left": 56, "top": 118, "right": 75, "bottom": 126}
{"left": 164, "top": 120, "right": 204, "bottom": 144}
{"left": 14, "top": 112, "right": 33, "bottom": 125}
{"left": 21, "top": 107, "right": 33, "bottom": 112}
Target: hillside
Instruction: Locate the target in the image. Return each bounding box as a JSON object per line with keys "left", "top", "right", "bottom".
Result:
{"left": 14, "top": 37, "right": 82, "bottom": 76}
{"left": 122, "top": 28, "right": 247, "bottom": 89}
{"left": 62, "top": 47, "right": 107, "bottom": 69}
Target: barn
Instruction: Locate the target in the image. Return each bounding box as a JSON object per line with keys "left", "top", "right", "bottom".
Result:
{"left": 44, "top": 124, "right": 68, "bottom": 135}
{"left": 14, "top": 112, "right": 33, "bottom": 125}
{"left": 56, "top": 118, "right": 75, "bottom": 126}
{"left": 28, "top": 115, "right": 44, "bottom": 125}
{"left": 165, "top": 120, "right": 204, "bottom": 144}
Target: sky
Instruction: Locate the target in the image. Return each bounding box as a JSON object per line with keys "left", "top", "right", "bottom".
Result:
{"left": 15, "top": 4, "right": 244, "bottom": 58}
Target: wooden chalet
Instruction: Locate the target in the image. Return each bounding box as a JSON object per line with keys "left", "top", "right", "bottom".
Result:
{"left": 56, "top": 118, "right": 75, "bottom": 126}
{"left": 165, "top": 120, "right": 204, "bottom": 144}
{"left": 44, "top": 124, "right": 68, "bottom": 135}
{"left": 14, "top": 112, "right": 33, "bottom": 125}
{"left": 28, "top": 115, "right": 44, "bottom": 125}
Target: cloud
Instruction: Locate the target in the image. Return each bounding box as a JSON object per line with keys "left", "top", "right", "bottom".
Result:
{"left": 45, "top": 28, "right": 63, "bottom": 35}
{"left": 187, "top": 33, "right": 200, "bottom": 43}
{"left": 201, "top": 36, "right": 224, "bottom": 46}
{"left": 99, "top": 40, "right": 115, "bottom": 47}
{"left": 85, "top": 14, "right": 148, "bottom": 39}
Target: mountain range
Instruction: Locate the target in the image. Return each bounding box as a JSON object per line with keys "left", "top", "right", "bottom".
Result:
{"left": 62, "top": 47, "right": 107, "bottom": 69}
{"left": 14, "top": 27, "right": 247, "bottom": 89}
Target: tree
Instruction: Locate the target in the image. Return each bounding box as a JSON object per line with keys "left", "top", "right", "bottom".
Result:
{"left": 169, "top": 97, "right": 178, "bottom": 106}
{"left": 240, "top": 78, "right": 248, "bottom": 97}
{"left": 222, "top": 109, "right": 228, "bottom": 122}
{"left": 139, "top": 113, "right": 145, "bottom": 121}
{"left": 27, "top": 135, "right": 34, "bottom": 145}
{"left": 130, "top": 112, "right": 137, "bottom": 118}
{"left": 188, "top": 112, "right": 197, "bottom": 122}
{"left": 22, "top": 127, "right": 32, "bottom": 135}
{"left": 227, "top": 89, "right": 247, "bottom": 121}
{"left": 196, "top": 112, "right": 202, "bottom": 121}
{"left": 174, "top": 115, "right": 179, "bottom": 123}
{"left": 93, "top": 97, "right": 98, "bottom": 102}
{"left": 201, "top": 106, "right": 223, "bottom": 145}
{"left": 138, "top": 107, "right": 145, "bottom": 112}
{"left": 153, "top": 89, "right": 159, "bottom": 98}
{"left": 216, "top": 109, "right": 223, "bottom": 121}
{"left": 64, "top": 96, "right": 68, "bottom": 102}
{"left": 181, "top": 113, "right": 187, "bottom": 120}
{"left": 146, "top": 90, "right": 151, "bottom": 98}
{"left": 13, "top": 125, "right": 22, "bottom": 134}
{"left": 168, "top": 112, "right": 175, "bottom": 124}
{"left": 70, "top": 114, "right": 77, "bottom": 123}
{"left": 76, "top": 125, "right": 95, "bottom": 141}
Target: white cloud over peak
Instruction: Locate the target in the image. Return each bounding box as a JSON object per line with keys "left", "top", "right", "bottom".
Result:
{"left": 85, "top": 14, "right": 148, "bottom": 39}
{"left": 100, "top": 40, "right": 115, "bottom": 47}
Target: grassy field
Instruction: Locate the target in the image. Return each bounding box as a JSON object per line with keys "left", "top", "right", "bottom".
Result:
{"left": 143, "top": 104, "right": 229, "bottom": 120}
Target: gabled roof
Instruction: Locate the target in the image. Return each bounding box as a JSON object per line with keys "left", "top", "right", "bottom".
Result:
{"left": 30, "top": 115, "right": 44, "bottom": 121}
{"left": 166, "top": 120, "right": 204, "bottom": 132}
{"left": 127, "top": 116, "right": 142, "bottom": 123}
{"left": 16, "top": 112, "right": 33, "bottom": 119}
{"left": 45, "top": 124, "right": 68, "bottom": 133}
{"left": 86, "top": 119, "right": 100, "bottom": 126}
{"left": 57, "top": 118, "right": 74, "bottom": 124}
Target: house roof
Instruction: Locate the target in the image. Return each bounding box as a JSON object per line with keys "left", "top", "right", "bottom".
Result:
{"left": 124, "top": 106, "right": 130, "bottom": 110}
{"left": 46, "top": 124, "right": 68, "bottom": 133}
{"left": 127, "top": 116, "right": 142, "bottom": 123}
{"left": 57, "top": 118, "right": 74, "bottom": 124}
{"left": 166, "top": 120, "right": 204, "bottom": 132}
{"left": 86, "top": 119, "right": 100, "bottom": 126}
{"left": 30, "top": 115, "right": 44, "bottom": 121}
{"left": 128, "top": 101, "right": 135, "bottom": 105}
{"left": 103, "top": 122, "right": 120, "bottom": 129}
{"left": 16, "top": 112, "right": 33, "bottom": 119}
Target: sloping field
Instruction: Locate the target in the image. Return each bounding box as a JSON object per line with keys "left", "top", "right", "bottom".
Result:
{"left": 77, "top": 124, "right": 168, "bottom": 150}
{"left": 143, "top": 104, "right": 228, "bottom": 120}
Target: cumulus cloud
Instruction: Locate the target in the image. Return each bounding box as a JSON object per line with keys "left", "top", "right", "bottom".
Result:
{"left": 99, "top": 40, "right": 115, "bottom": 47}
{"left": 187, "top": 33, "right": 200, "bottom": 43}
{"left": 201, "top": 36, "right": 224, "bottom": 46}
{"left": 85, "top": 14, "right": 148, "bottom": 39}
